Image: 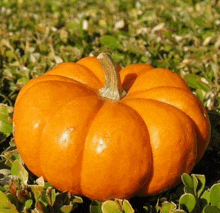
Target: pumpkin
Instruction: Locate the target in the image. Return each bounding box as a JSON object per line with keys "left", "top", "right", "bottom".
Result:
{"left": 13, "top": 53, "right": 211, "bottom": 201}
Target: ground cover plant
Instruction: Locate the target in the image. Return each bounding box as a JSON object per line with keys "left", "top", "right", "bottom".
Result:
{"left": 0, "top": 0, "right": 220, "bottom": 212}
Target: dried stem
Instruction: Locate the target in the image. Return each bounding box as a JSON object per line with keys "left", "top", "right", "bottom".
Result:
{"left": 97, "top": 53, "right": 126, "bottom": 101}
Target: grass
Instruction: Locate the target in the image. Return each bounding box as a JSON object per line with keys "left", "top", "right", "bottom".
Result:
{"left": 0, "top": 0, "right": 220, "bottom": 212}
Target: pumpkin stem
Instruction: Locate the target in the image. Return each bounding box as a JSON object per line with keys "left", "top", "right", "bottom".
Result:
{"left": 97, "top": 53, "right": 126, "bottom": 101}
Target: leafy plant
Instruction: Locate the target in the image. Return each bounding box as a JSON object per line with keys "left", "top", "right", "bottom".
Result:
{"left": 0, "top": 156, "right": 83, "bottom": 212}
{"left": 2, "top": 161, "right": 220, "bottom": 213}
{"left": 0, "top": 104, "right": 13, "bottom": 144}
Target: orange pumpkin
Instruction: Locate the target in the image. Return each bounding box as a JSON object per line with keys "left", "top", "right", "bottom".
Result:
{"left": 13, "top": 53, "right": 210, "bottom": 201}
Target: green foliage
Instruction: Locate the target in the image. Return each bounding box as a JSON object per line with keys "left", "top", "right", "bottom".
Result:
{"left": 0, "top": 104, "right": 13, "bottom": 143}
{"left": 179, "top": 193, "right": 196, "bottom": 212}
{"left": 100, "top": 35, "right": 123, "bottom": 50}
{"left": 210, "top": 184, "right": 220, "bottom": 209}
{"left": 0, "top": 191, "right": 19, "bottom": 213}
{"left": 11, "top": 160, "right": 28, "bottom": 185}
{"left": 0, "top": 158, "right": 83, "bottom": 212}
{"left": 101, "top": 199, "right": 135, "bottom": 213}
{"left": 154, "top": 174, "right": 220, "bottom": 213}
{"left": 0, "top": 0, "right": 220, "bottom": 212}
{"left": 90, "top": 201, "right": 103, "bottom": 213}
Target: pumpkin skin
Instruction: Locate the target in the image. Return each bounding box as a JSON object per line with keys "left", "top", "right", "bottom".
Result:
{"left": 13, "top": 54, "right": 210, "bottom": 201}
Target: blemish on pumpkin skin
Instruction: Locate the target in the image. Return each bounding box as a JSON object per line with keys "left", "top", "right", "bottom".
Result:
{"left": 34, "top": 123, "right": 39, "bottom": 129}
{"left": 96, "top": 138, "right": 107, "bottom": 154}
{"left": 59, "top": 127, "right": 74, "bottom": 147}
{"left": 93, "top": 136, "right": 108, "bottom": 154}
{"left": 105, "top": 133, "right": 110, "bottom": 138}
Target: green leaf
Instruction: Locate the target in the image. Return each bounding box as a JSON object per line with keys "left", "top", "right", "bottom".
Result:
{"left": 46, "top": 187, "right": 57, "bottom": 206}
{"left": 6, "top": 50, "right": 17, "bottom": 60}
{"left": 68, "top": 21, "right": 78, "bottom": 30}
{"left": 39, "top": 190, "right": 49, "bottom": 206}
{"left": 158, "top": 201, "right": 176, "bottom": 213}
{"left": 122, "top": 200, "right": 135, "bottom": 213}
{"left": 210, "top": 183, "right": 220, "bottom": 208}
{"left": 183, "top": 74, "right": 210, "bottom": 92}
{"left": 192, "top": 174, "right": 206, "bottom": 197}
{"left": 25, "top": 199, "right": 33, "bottom": 209}
{"left": 0, "top": 191, "right": 19, "bottom": 213}
{"left": 179, "top": 193, "right": 196, "bottom": 212}
{"left": 16, "top": 76, "right": 29, "bottom": 89}
{"left": 202, "top": 205, "right": 220, "bottom": 213}
{"left": 60, "top": 204, "right": 74, "bottom": 213}
{"left": 90, "top": 200, "right": 103, "bottom": 213}
{"left": 181, "top": 173, "right": 194, "bottom": 194}
{"left": 192, "top": 175, "right": 198, "bottom": 195}
{"left": 200, "top": 190, "right": 210, "bottom": 209}
{"left": 0, "top": 104, "right": 13, "bottom": 138}
{"left": 72, "top": 196, "right": 83, "bottom": 204}
{"left": 100, "top": 35, "right": 123, "bottom": 50}
{"left": 29, "top": 185, "right": 44, "bottom": 201}
{"left": 11, "top": 159, "right": 28, "bottom": 184}
{"left": 102, "top": 200, "right": 122, "bottom": 213}
{"left": 195, "top": 88, "right": 205, "bottom": 102}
